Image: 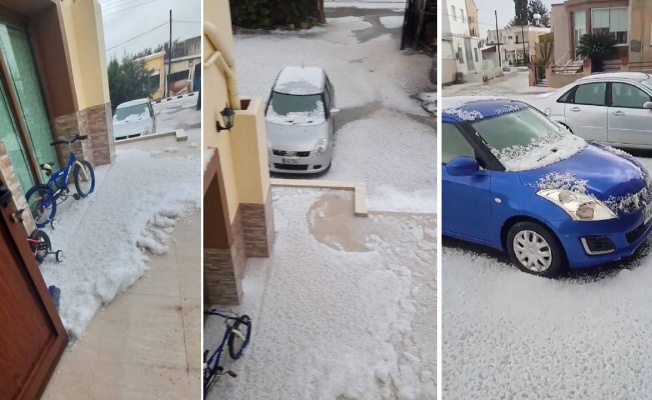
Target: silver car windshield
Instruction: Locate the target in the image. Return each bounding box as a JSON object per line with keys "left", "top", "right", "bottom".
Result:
{"left": 642, "top": 78, "right": 652, "bottom": 92}
{"left": 471, "top": 108, "right": 562, "bottom": 151}
{"left": 115, "top": 104, "right": 149, "bottom": 121}
{"left": 269, "top": 92, "right": 323, "bottom": 115}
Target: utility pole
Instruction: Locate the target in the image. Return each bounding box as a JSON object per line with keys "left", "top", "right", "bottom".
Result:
{"left": 495, "top": 11, "right": 501, "bottom": 67}
{"left": 317, "top": 0, "right": 325, "bottom": 23}
{"left": 521, "top": 24, "right": 527, "bottom": 65}
{"left": 167, "top": 9, "right": 172, "bottom": 98}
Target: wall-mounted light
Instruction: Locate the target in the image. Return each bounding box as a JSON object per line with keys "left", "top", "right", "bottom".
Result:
{"left": 216, "top": 104, "right": 235, "bottom": 132}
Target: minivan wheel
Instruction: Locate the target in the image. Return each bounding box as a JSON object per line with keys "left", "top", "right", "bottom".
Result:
{"left": 506, "top": 221, "right": 566, "bottom": 277}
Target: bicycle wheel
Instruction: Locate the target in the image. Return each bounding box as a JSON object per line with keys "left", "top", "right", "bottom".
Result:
{"left": 228, "top": 315, "right": 252, "bottom": 360}
{"left": 74, "top": 160, "right": 95, "bottom": 198}
{"left": 29, "top": 229, "right": 51, "bottom": 264}
{"left": 26, "top": 185, "right": 56, "bottom": 228}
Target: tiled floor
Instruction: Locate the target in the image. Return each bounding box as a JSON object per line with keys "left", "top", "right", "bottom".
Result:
{"left": 42, "top": 211, "right": 201, "bottom": 400}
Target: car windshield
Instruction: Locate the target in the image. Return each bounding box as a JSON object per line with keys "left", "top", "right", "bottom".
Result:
{"left": 115, "top": 104, "right": 149, "bottom": 122}
{"left": 266, "top": 92, "right": 325, "bottom": 126}
{"left": 642, "top": 77, "right": 652, "bottom": 92}
{"left": 471, "top": 107, "right": 588, "bottom": 171}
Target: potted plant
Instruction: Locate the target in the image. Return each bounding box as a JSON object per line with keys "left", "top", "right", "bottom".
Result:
{"left": 577, "top": 32, "right": 616, "bottom": 73}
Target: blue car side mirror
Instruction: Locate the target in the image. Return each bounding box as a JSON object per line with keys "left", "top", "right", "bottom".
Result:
{"left": 446, "top": 156, "right": 480, "bottom": 176}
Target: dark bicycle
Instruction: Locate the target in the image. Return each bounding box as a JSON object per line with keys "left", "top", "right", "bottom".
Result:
{"left": 25, "top": 134, "right": 95, "bottom": 227}
{"left": 203, "top": 309, "right": 252, "bottom": 396}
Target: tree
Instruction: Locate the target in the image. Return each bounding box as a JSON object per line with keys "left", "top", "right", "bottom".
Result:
{"left": 506, "top": 0, "right": 550, "bottom": 28}
{"left": 154, "top": 39, "right": 184, "bottom": 59}
{"left": 577, "top": 32, "right": 616, "bottom": 72}
{"left": 107, "top": 54, "right": 156, "bottom": 111}
{"left": 513, "top": 0, "right": 528, "bottom": 26}
{"left": 230, "top": 0, "right": 271, "bottom": 28}
{"left": 527, "top": 0, "right": 550, "bottom": 27}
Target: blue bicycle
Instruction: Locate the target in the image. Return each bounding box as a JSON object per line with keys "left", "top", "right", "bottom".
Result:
{"left": 203, "top": 309, "right": 252, "bottom": 396}
{"left": 25, "top": 134, "right": 95, "bottom": 228}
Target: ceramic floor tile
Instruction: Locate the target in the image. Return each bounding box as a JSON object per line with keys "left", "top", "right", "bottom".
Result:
{"left": 90, "top": 358, "right": 191, "bottom": 400}
{"left": 96, "top": 293, "right": 187, "bottom": 367}
{"left": 43, "top": 210, "right": 200, "bottom": 399}
{"left": 126, "top": 269, "right": 181, "bottom": 297}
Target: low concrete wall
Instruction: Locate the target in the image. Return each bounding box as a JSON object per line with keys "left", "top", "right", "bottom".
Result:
{"left": 442, "top": 59, "right": 457, "bottom": 85}
{"left": 546, "top": 72, "right": 583, "bottom": 88}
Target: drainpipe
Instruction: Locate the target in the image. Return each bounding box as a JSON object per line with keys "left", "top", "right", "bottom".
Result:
{"left": 203, "top": 22, "right": 241, "bottom": 110}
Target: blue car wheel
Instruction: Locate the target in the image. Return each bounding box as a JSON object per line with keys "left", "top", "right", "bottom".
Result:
{"left": 506, "top": 221, "right": 566, "bottom": 277}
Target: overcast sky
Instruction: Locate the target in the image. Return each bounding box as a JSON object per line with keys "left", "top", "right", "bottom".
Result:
{"left": 100, "top": 0, "right": 201, "bottom": 60}
{"left": 475, "top": 0, "right": 556, "bottom": 38}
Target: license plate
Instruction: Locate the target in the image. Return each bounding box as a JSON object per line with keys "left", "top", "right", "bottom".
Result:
{"left": 645, "top": 205, "right": 652, "bottom": 224}
{"left": 282, "top": 158, "right": 298, "bottom": 164}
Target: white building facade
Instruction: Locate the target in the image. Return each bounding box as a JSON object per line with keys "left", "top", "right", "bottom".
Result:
{"left": 442, "top": 0, "right": 483, "bottom": 83}
{"left": 487, "top": 25, "right": 551, "bottom": 66}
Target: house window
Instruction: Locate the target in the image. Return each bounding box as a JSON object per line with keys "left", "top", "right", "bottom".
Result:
{"left": 474, "top": 48, "right": 479, "bottom": 62}
{"left": 451, "top": 6, "right": 456, "bottom": 21}
{"left": 591, "top": 7, "right": 628, "bottom": 44}
{"left": 457, "top": 46, "right": 464, "bottom": 63}
{"left": 461, "top": 10, "right": 465, "bottom": 22}
{"left": 572, "top": 11, "right": 587, "bottom": 57}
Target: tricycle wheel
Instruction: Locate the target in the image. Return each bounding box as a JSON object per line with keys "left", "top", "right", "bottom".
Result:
{"left": 55, "top": 250, "right": 64, "bottom": 263}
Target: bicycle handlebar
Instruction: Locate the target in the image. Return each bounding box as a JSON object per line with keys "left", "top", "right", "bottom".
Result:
{"left": 50, "top": 134, "right": 89, "bottom": 146}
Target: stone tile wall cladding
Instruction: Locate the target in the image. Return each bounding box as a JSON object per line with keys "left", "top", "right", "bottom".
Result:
{"left": 79, "top": 102, "right": 115, "bottom": 166}
{"left": 50, "top": 102, "right": 115, "bottom": 168}
{"left": 0, "top": 142, "right": 36, "bottom": 234}
{"left": 241, "top": 188, "right": 275, "bottom": 257}
{"left": 204, "top": 191, "right": 275, "bottom": 305}
{"left": 204, "top": 209, "right": 247, "bottom": 305}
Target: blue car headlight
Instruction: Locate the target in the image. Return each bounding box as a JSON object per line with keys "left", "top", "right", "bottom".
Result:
{"left": 537, "top": 189, "right": 617, "bottom": 221}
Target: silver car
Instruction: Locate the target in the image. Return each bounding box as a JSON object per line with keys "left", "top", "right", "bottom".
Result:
{"left": 265, "top": 66, "right": 338, "bottom": 174}
{"left": 528, "top": 72, "right": 652, "bottom": 149}
{"left": 113, "top": 98, "right": 157, "bottom": 140}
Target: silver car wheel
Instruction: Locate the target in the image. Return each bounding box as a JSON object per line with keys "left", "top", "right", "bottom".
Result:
{"left": 513, "top": 230, "right": 552, "bottom": 272}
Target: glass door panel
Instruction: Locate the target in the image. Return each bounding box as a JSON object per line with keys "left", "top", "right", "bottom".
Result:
{"left": 0, "top": 78, "right": 34, "bottom": 193}
{"left": 0, "top": 18, "right": 60, "bottom": 184}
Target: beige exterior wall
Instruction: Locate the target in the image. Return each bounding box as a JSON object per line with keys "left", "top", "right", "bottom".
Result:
{"left": 465, "top": 0, "right": 480, "bottom": 37}
{"left": 144, "top": 52, "right": 165, "bottom": 100}
{"left": 60, "top": 0, "right": 110, "bottom": 110}
{"left": 551, "top": 4, "right": 570, "bottom": 63}
{"left": 203, "top": 0, "right": 270, "bottom": 223}
{"left": 629, "top": 2, "right": 652, "bottom": 63}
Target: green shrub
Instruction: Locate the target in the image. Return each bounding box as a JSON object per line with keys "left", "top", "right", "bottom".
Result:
{"left": 271, "top": 0, "right": 317, "bottom": 26}
{"left": 230, "top": 0, "right": 271, "bottom": 29}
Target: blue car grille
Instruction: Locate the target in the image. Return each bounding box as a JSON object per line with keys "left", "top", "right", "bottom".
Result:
{"left": 626, "top": 219, "right": 652, "bottom": 244}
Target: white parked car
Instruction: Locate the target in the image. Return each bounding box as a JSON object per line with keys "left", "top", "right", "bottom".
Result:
{"left": 113, "top": 98, "right": 157, "bottom": 140}
{"left": 265, "top": 66, "right": 338, "bottom": 174}
{"left": 528, "top": 72, "right": 652, "bottom": 149}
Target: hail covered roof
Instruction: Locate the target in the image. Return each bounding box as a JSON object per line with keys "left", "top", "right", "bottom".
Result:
{"left": 274, "top": 66, "right": 325, "bottom": 95}
{"left": 441, "top": 96, "right": 528, "bottom": 122}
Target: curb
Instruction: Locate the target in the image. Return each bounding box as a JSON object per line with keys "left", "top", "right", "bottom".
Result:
{"left": 154, "top": 92, "right": 196, "bottom": 104}
{"left": 270, "top": 178, "right": 368, "bottom": 217}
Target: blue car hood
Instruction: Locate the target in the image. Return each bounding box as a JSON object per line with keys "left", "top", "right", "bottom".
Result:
{"left": 518, "top": 144, "right": 646, "bottom": 200}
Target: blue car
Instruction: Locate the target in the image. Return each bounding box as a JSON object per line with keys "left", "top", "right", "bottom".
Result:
{"left": 442, "top": 97, "right": 652, "bottom": 276}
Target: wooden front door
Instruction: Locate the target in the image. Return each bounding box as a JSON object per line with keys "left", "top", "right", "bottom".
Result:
{"left": 0, "top": 180, "right": 67, "bottom": 399}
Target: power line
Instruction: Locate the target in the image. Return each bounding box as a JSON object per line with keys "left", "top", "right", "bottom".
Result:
{"left": 103, "top": 0, "right": 161, "bottom": 18}
{"left": 100, "top": 0, "right": 135, "bottom": 11}
{"left": 173, "top": 20, "right": 200, "bottom": 23}
{"left": 105, "top": 20, "right": 168, "bottom": 52}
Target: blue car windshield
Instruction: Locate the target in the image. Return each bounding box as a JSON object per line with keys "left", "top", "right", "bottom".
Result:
{"left": 471, "top": 108, "right": 562, "bottom": 152}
